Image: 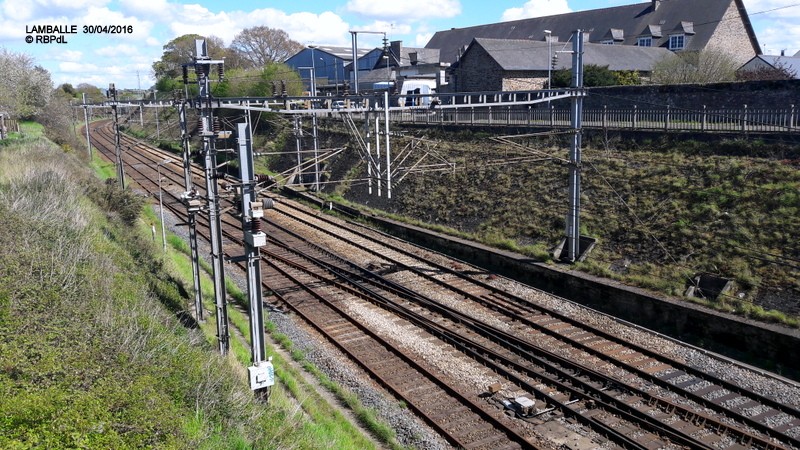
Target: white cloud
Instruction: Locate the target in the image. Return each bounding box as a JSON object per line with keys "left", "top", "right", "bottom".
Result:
{"left": 95, "top": 44, "right": 139, "bottom": 57}
{"left": 1, "top": 0, "right": 109, "bottom": 21}
{"left": 743, "top": 0, "right": 800, "bottom": 17}
{"left": 755, "top": 20, "right": 800, "bottom": 55}
{"left": 346, "top": 0, "right": 461, "bottom": 20}
{"left": 54, "top": 49, "right": 83, "bottom": 61}
{"left": 117, "top": 0, "right": 171, "bottom": 19}
{"left": 59, "top": 61, "right": 98, "bottom": 73}
{"left": 501, "top": 0, "right": 571, "bottom": 22}
{"left": 164, "top": 7, "right": 352, "bottom": 47}
{"left": 77, "top": 6, "right": 154, "bottom": 41}
{"left": 415, "top": 32, "right": 433, "bottom": 47}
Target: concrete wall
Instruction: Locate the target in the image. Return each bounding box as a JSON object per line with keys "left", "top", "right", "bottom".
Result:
{"left": 285, "top": 187, "right": 800, "bottom": 381}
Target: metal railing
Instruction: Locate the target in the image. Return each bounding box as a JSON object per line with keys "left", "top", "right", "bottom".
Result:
{"left": 390, "top": 104, "right": 799, "bottom": 133}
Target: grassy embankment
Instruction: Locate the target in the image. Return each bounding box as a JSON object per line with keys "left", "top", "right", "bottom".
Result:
{"left": 0, "top": 122, "right": 396, "bottom": 449}
{"left": 317, "top": 127, "right": 799, "bottom": 327}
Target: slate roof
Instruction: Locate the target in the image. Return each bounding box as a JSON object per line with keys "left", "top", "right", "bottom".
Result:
{"left": 310, "top": 45, "right": 371, "bottom": 61}
{"left": 470, "top": 38, "right": 675, "bottom": 72}
{"left": 426, "top": 0, "right": 759, "bottom": 64}
{"left": 739, "top": 55, "right": 800, "bottom": 79}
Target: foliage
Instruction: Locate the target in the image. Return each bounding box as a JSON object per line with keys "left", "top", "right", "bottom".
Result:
{"left": 314, "top": 123, "right": 800, "bottom": 325}
{"left": 613, "top": 70, "right": 641, "bottom": 85}
{"left": 229, "top": 26, "right": 304, "bottom": 69}
{"left": 0, "top": 137, "right": 302, "bottom": 449}
{"left": 0, "top": 47, "right": 53, "bottom": 119}
{"left": 651, "top": 49, "right": 739, "bottom": 84}
{"left": 213, "top": 63, "right": 303, "bottom": 97}
{"left": 152, "top": 34, "right": 227, "bottom": 80}
{"left": 152, "top": 34, "right": 228, "bottom": 93}
{"left": 551, "top": 64, "right": 628, "bottom": 87}
{"left": 736, "top": 59, "right": 797, "bottom": 81}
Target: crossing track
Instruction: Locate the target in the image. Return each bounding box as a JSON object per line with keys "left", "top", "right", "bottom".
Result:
{"left": 87, "top": 119, "right": 800, "bottom": 450}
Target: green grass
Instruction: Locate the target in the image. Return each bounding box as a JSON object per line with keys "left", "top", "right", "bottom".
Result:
{"left": 310, "top": 125, "right": 799, "bottom": 327}
{"left": 1, "top": 133, "right": 401, "bottom": 449}
{"left": 163, "top": 227, "right": 395, "bottom": 449}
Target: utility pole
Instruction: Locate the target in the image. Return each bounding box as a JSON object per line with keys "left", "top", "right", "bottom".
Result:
{"left": 365, "top": 110, "right": 372, "bottom": 195}
{"left": 82, "top": 93, "right": 92, "bottom": 158}
{"left": 108, "top": 83, "right": 125, "bottom": 189}
{"left": 384, "top": 90, "right": 392, "bottom": 199}
{"left": 350, "top": 30, "right": 388, "bottom": 95}
{"left": 234, "top": 121, "right": 275, "bottom": 400}
{"left": 544, "top": 30, "right": 552, "bottom": 90}
{"left": 293, "top": 116, "right": 303, "bottom": 185}
{"left": 312, "top": 113, "right": 320, "bottom": 192}
{"left": 565, "top": 30, "right": 585, "bottom": 262}
{"left": 176, "top": 100, "right": 204, "bottom": 323}
{"left": 189, "top": 39, "right": 229, "bottom": 354}
{"left": 156, "top": 159, "right": 173, "bottom": 253}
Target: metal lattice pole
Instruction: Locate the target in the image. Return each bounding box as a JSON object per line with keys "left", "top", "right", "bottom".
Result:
{"left": 177, "top": 102, "right": 204, "bottom": 323}
{"left": 192, "top": 39, "right": 229, "bottom": 354}
{"left": 235, "top": 121, "right": 274, "bottom": 400}
{"left": 566, "top": 30, "right": 584, "bottom": 262}
{"left": 108, "top": 84, "right": 125, "bottom": 189}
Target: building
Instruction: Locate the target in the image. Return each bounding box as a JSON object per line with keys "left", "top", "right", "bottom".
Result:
{"left": 448, "top": 38, "right": 675, "bottom": 92}
{"left": 284, "top": 45, "right": 372, "bottom": 95}
{"left": 286, "top": 40, "right": 450, "bottom": 95}
{"left": 426, "top": 0, "right": 760, "bottom": 67}
{"left": 737, "top": 54, "right": 800, "bottom": 80}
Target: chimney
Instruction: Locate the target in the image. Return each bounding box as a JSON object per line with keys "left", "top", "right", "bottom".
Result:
{"left": 391, "top": 40, "right": 402, "bottom": 66}
{"left": 652, "top": 0, "right": 661, "bottom": 10}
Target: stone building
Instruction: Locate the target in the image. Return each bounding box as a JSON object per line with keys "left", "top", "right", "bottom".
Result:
{"left": 448, "top": 38, "right": 675, "bottom": 92}
{"left": 426, "top": 0, "right": 760, "bottom": 67}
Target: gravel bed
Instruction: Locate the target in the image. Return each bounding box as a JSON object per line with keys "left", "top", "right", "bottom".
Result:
{"left": 162, "top": 198, "right": 800, "bottom": 448}
{"left": 159, "top": 205, "right": 450, "bottom": 449}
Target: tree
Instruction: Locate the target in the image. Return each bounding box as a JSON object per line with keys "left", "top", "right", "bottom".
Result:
{"left": 152, "top": 34, "right": 226, "bottom": 82}
{"left": 736, "top": 60, "right": 797, "bottom": 81}
{"left": 229, "top": 26, "right": 304, "bottom": 68}
{"left": 551, "top": 64, "right": 624, "bottom": 88}
{"left": 58, "top": 83, "right": 76, "bottom": 97}
{"left": 213, "top": 62, "right": 303, "bottom": 97}
{"left": 75, "top": 83, "right": 106, "bottom": 103}
{"left": 0, "top": 48, "right": 53, "bottom": 119}
{"left": 650, "top": 49, "right": 739, "bottom": 85}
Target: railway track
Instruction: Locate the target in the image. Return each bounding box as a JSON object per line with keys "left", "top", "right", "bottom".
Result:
{"left": 88, "top": 119, "right": 800, "bottom": 449}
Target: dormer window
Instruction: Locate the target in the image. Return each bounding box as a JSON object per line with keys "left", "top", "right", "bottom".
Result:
{"left": 669, "top": 34, "right": 685, "bottom": 50}
{"left": 638, "top": 37, "right": 653, "bottom": 47}
{"left": 601, "top": 28, "right": 624, "bottom": 45}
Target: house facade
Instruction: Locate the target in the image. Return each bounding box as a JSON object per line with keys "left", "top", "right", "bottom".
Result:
{"left": 426, "top": 0, "right": 760, "bottom": 66}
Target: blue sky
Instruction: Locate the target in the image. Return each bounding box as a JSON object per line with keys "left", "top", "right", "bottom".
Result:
{"left": 0, "top": 0, "right": 798, "bottom": 89}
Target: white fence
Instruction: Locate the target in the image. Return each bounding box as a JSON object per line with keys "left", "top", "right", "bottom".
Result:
{"left": 390, "top": 105, "right": 799, "bottom": 133}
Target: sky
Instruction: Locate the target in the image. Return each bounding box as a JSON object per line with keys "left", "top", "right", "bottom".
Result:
{"left": 0, "top": 0, "right": 798, "bottom": 90}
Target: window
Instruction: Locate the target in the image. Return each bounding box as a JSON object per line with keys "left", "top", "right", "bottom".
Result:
{"left": 669, "top": 34, "right": 685, "bottom": 50}
{"left": 600, "top": 40, "right": 614, "bottom": 45}
{"left": 637, "top": 37, "right": 652, "bottom": 47}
